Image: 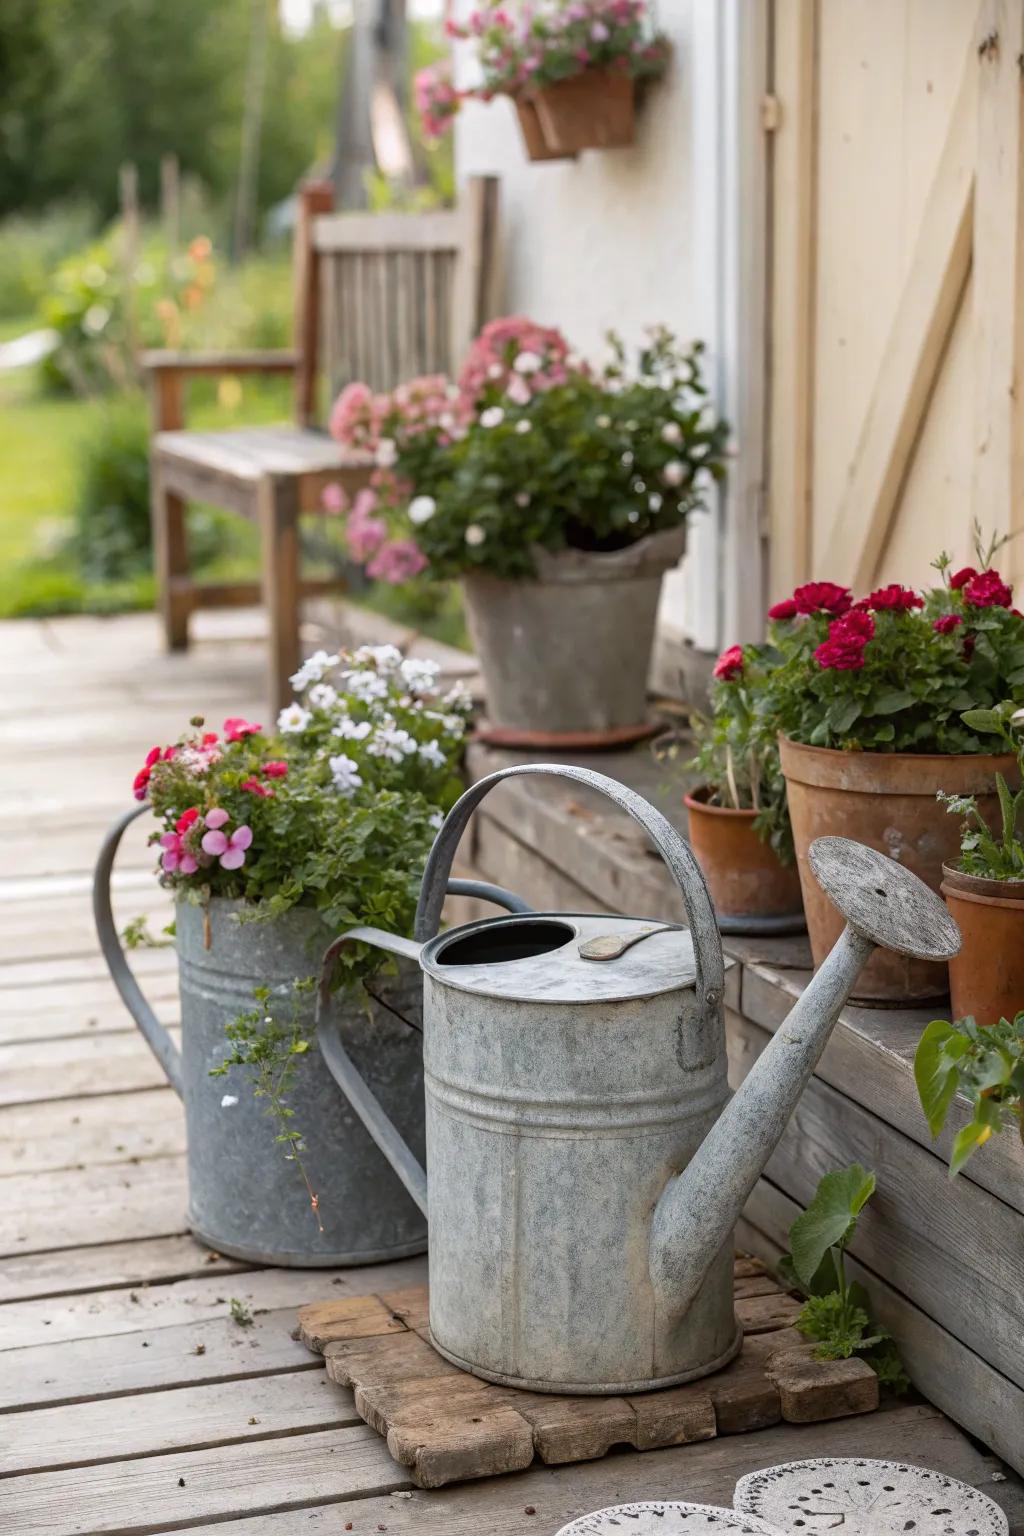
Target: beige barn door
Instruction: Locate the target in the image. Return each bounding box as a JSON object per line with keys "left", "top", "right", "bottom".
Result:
{"left": 768, "top": 0, "right": 1024, "bottom": 599}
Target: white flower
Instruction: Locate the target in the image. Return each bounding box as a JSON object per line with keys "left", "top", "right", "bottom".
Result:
{"left": 278, "top": 703, "right": 312, "bottom": 733}
{"left": 648, "top": 492, "right": 663, "bottom": 511}
{"left": 444, "top": 680, "right": 472, "bottom": 709}
{"left": 328, "top": 754, "right": 363, "bottom": 794}
{"left": 628, "top": 509, "right": 641, "bottom": 522}
{"left": 419, "top": 740, "right": 447, "bottom": 769}
{"left": 479, "top": 406, "right": 504, "bottom": 429}
{"left": 428, "top": 809, "right": 444, "bottom": 831}
{"left": 513, "top": 350, "right": 542, "bottom": 374}
{"left": 514, "top": 491, "right": 531, "bottom": 507}
{"left": 596, "top": 414, "right": 611, "bottom": 429}
{"left": 625, "top": 419, "right": 638, "bottom": 432}
{"left": 343, "top": 669, "right": 390, "bottom": 702}
{"left": 506, "top": 374, "right": 531, "bottom": 406}
{"left": 290, "top": 650, "right": 339, "bottom": 690}
{"left": 307, "top": 683, "right": 338, "bottom": 710}
{"left": 220, "top": 1094, "right": 239, "bottom": 1108}
{"left": 400, "top": 657, "right": 441, "bottom": 694}
{"left": 408, "top": 495, "right": 437, "bottom": 526}
{"left": 632, "top": 479, "right": 646, "bottom": 494}
{"left": 83, "top": 304, "right": 110, "bottom": 335}
{"left": 661, "top": 421, "right": 683, "bottom": 444}
{"left": 375, "top": 437, "right": 397, "bottom": 468}
{"left": 662, "top": 460, "right": 686, "bottom": 487}
{"left": 368, "top": 726, "right": 418, "bottom": 763}
{"left": 465, "top": 524, "right": 486, "bottom": 546}
{"left": 590, "top": 19, "right": 609, "bottom": 39}
{"left": 515, "top": 419, "right": 532, "bottom": 434}
{"left": 332, "top": 717, "right": 372, "bottom": 741}
{"left": 621, "top": 451, "right": 634, "bottom": 467}
{"left": 487, "top": 362, "right": 503, "bottom": 379}
{"left": 439, "top": 412, "right": 455, "bottom": 431}
{"left": 353, "top": 643, "right": 402, "bottom": 672}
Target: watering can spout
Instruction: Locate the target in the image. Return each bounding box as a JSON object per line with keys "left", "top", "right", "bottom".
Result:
{"left": 649, "top": 836, "right": 961, "bottom": 1318}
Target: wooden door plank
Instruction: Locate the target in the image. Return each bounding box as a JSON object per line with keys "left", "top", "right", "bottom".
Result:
{"left": 819, "top": 46, "right": 977, "bottom": 585}
{"left": 149, "top": 1407, "right": 1024, "bottom": 1536}
{"left": 0, "top": 1085, "right": 184, "bottom": 1176}
{"left": 0, "top": 1234, "right": 245, "bottom": 1305}
{"left": 0, "top": 1370, "right": 359, "bottom": 1476}
{"left": 3, "top": 1423, "right": 411, "bottom": 1536}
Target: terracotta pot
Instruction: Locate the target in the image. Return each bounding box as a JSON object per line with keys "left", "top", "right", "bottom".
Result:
{"left": 532, "top": 69, "right": 635, "bottom": 155}
{"left": 684, "top": 789, "right": 805, "bottom": 935}
{"left": 779, "top": 736, "right": 1016, "bottom": 1005}
{"left": 514, "top": 96, "right": 575, "bottom": 161}
{"left": 941, "top": 865, "right": 1024, "bottom": 1025}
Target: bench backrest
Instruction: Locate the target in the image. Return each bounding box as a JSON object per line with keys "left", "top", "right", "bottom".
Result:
{"left": 293, "top": 176, "right": 500, "bottom": 426}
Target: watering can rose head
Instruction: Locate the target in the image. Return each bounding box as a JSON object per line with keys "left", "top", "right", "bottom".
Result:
{"left": 132, "top": 645, "right": 471, "bottom": 952}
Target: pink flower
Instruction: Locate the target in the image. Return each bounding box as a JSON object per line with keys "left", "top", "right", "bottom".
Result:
{"left": 201, "top": 819, "right": 253, "bottom": 870}
{"left": 814, "top": 609, "right": 875, "bottom": 670}
{"left": 205, "top": 807, "right": 229, "bottom": 829}
{"left": 933, "top": 614, "right": 963, "bottom": 635}
{"left": 223, "top": 717, "right": 262, "bottom": 742}
{"left": 263, "top": 760, "right": 288, "bottom": 779}
{"left": 861, "top": 583, "right": 923, "bottom": 612}
{"left": 241, "top": 778, "right": 274, "bottom": 798}
{"left": 346, "top": 489, "right": 389, "bottom": 561}
{"left": 132, "top": 745, "right": 164, "bottom": 800}
{"left": 792, "top": 581, "right": 852, "bottom": 616}
{"left": 159, "top": 832, "right": 198, "bottom": 876}
{"left": 949, "top": 566, "right": 977, "bottom": 591}
{"left": 175, "top": 807, "right": 200, "bottom": 834}
{"left": 322, "top": 483, "right": 347, "bottom": 515}
{"left": 768, "top": 597, "right": 798, "bottom": 621}
{"left": 366, "top": 538, "right": 428, "bottom": 585}
{"left": 963, "top": 568, "right": 1013, "bottom": 609}
{"left": 713, "top": 644, "right": 744, "bottom": 681}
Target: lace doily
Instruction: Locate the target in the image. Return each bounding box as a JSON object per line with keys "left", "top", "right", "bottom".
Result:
{"left": 554, "top": 1502, "right": 784, "bottom": 1536}
{"left": 734, "top": 1458, "right": 1009, "bottom": 1536}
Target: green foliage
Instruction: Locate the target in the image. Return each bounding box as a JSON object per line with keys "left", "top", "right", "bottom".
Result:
{"left": 939, "top": 700, "right": 1024, "bottom": 879}
{"left": 120, "top": 914, "right": 173, "bottom": 950}
{"left": 228, "top": 1297, "right": 254, "bottom": 1327}
{"left": 777, "top": 1162, "right": 908, "bottom": 1392}
{"left": 0, "top": 205, "right": 96, "bottom": 319}
{"left": 914, "top": 1013, "right": 1024, "bottom": 1175}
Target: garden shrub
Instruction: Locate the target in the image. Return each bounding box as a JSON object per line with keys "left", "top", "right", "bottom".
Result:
{"left": 0, "top": 204, "right": 95, "bottom": 321}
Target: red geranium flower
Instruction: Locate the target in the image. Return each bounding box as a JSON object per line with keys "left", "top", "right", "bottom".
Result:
{"left": 713, "top": 644, "right": 744, "bottom": 681}
{"left": 792, "top": 581, "right": 853, "bottom": 616}
{"left": 863, "top": 583, "right": 924, "bottom": 612}
{"left": 768, "top": 597, "right": 798, "bottom": 621}
{"left": 949, "top": 566, "right": 978, "bottom": 590}
{"left": 223, "top": 717, "right": 263, "bottom": 743}
{"left": 241, "top": 778, "right": 275, "bottom": 798}
{"left": 175, "top": 807, "right": 200, "bottom": 833}
{"left": 963, "top": 569, "right": 1013, "bottom": 609}
{"left": 933, "top": 614, "right": 963, "bottom": 636}
{"left": 262, "top": 760, "right": 289, "bottom": 779}
{"left": 813, "top": 609, "right": 875, "bottom": 671}
{"left": 132, "top": 745, "right": 165, "bottom": 800}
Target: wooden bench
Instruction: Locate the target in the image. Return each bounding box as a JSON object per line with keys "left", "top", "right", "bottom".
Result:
{"left": 145, "top": 176, "right": 500, "bottom": 709}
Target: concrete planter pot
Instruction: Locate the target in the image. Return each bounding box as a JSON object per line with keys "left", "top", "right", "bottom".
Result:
{"left": 684, "top": 788, "right": 805, "bottom": 935}
{"left": 462, "top": 525, "right": 686, "bottom": 741}
{"left": 779, "top": 735, "right": 1016, "bottom": 1004}
{"left": 941, "top": 864, "right": 1024, "bottom": 1026}
{"left": 532, "top": 68, "right": 635, "bottom": 154}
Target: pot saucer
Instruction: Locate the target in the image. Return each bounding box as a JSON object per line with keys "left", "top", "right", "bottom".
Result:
{"left": 554, "top": 1502, "right": 782, "bottom": 1536}
{"left": 734, "top": 1458, "right": 1009, "bottom": 1536}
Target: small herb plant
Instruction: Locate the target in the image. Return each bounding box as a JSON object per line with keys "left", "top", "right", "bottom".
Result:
{"left": 684, "top": 641, "right": 793, "bottom": 865}
{"left": 939, "top": 699, "right": 1024, "bottom": 879}
{"left": 325, "top": 319, "right": 728, "bottom": 584}
{"left": 915, "top": 1013, "right": 1024, "bottom": 1175}
{"left": 228, "top": 1297, "right": 254, "bottom": 1328}
{"left": 777, "top": 1163, "right": 908, "bottom": 1391}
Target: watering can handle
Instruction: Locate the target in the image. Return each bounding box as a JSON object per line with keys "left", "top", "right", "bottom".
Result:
{"left": 414, "top": 763, "right": 726, "bottom": 1029}
{"left": 315, "top": 879, "right": 534, "bottom": 1216}
{"left": 94, "top": 805, "right": 184, "bottom": 1097}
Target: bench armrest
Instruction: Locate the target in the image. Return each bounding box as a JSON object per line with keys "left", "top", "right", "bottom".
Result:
{"left": 142, "top": 349, "right": 298, "bottom": 377}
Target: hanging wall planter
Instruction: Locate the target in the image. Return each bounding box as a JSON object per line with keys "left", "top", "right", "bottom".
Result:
{"left": 514, "top": 96, "right": 576, "bottom": 162}
{"left": 532, "top": 68, "right": 636, "bottom": 155}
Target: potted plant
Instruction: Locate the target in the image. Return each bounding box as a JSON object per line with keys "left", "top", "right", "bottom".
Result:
{"left": 934, "top": 699, "right": 1024, "bottom": 1025}
{"left": 326, "top": 319, "right": 729, "bottom": 745}
{"left": 915, "top": 1011, "right": 1024, "bottom": 1174}
{"left": 95, "top": 646, "right": 478, "bottom": 1266}
{"left": 664, "top": 641, "right": 802, "bottom": 932}
{"left": 417, "top": 0, "right": 670, "bottom": 161}
{"left": 761, "top": 544, "right": 1024, "bottom": 1003}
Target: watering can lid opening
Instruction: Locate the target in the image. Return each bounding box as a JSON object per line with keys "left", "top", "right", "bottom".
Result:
{"left": 420, "top": 912, "right": 698, "bottom": 1004}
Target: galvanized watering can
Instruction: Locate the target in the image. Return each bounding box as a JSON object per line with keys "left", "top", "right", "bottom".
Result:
{"left": 93, "top": 804, "right": 527, "bottom": 1268}
{"left": 319, "top": 763, "right": 960, "bottom": 1394}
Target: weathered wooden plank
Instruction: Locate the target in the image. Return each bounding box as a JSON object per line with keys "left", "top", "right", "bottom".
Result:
{"left": 4, "top": 1423, "right": 412, "bottom": 1536}
{"left": 0, "top": 1369, "right": 361, "bottom": 1476}
{"left": 739, "top": 1176, "right": 1024, "bottom": 1479}
{"left": 0, "top": 887, "right": 173, "bottom": 972}
{"left": 0, "top": 973, "right": 177, "bottom": 1047}
{"left": 0, "top": 945, "right": 176, "bottom": 994}
{"left": 1, "top": 1154, "right": 187, "bottom": 1258}
{"left": 0, "top": 1087, "right": 183, "bottom": 1177}
{"left": 0, "top": 1233, "right": 244, "bottom": 1305}
{"left": 729, "top": 1013, "right": 1024, "bottom": 1393}
{"left": 158, "top": 1406, "right": 1024, "bottom": 1536}
{"left": 0, "top": 1027, "right": 181, "bottom": 1107}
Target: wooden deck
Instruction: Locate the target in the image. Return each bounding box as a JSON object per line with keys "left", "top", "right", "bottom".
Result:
{"left": 2, "top": 609, "right": 1023, "bottom": 1535}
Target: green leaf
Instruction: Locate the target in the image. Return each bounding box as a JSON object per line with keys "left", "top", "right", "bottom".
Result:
{"left": 949, "top": 1115, "right": 995, "bottom": 1177}
{"left": 961, "top": 708, "right": 1005, "bottom": 735}
{"left": 788, "top": 1164, "right": 877, "bottom": 1288}
{"left": 914, "top": 1020, "right": 963, "bottom": 1136}
{"left": 871, "top": 690, "right": 916, "bottom": 714}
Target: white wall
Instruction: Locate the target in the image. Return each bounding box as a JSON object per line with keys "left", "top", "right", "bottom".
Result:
{"left": 453, "top": 0, "right": 764, "bottom": 657}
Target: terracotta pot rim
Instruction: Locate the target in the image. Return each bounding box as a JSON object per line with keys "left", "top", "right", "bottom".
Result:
{"left": 778, "top": 734, "right": 1013, "bottom": 764}
{"left": 941, "top": 863, "right": 1024, "bottom": 907}
{"left": 779, "top": 734, "right": 1015, "bottom": 795}
{"left": 684, "top": 788, "right": 757, "bottom": 820}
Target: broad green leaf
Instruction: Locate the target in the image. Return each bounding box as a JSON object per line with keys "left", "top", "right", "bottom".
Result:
{"left": 788, "top": 1164, "right": 876, "bottom": 1289}
{"left": 949, "top": 1110, "right": 997, "bottom": 1178}
{"left": 830, "top": 698, "right": 863, "bottom": 734}
{"left": 914, "top": 1020, "right": 962, "bottom": 1136}
{"left": 871, "top": 690, "right": 916, "bottom": 714}
{"left": 961, "top": 708, "right": 1005, "bottom": 735}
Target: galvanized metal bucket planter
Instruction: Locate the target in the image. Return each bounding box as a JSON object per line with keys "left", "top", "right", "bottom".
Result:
{"left": 316, "top": 763, "right": 960, "bottom": 1393}
{"left": 462, "top": 525, "right": 687, "bottom": 746}
{"left": 94, "top": 806, "right": 525, "bottom": 1267}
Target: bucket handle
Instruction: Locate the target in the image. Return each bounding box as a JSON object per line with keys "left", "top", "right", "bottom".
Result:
{"left": 315, "top": 879, "right": 533, "bottom": 1217}
{"left": 94, "top": 805, "right": 184, "bottom": 1097}
{"left": 414, "top": 763, "right": 725, "bottom": 1046}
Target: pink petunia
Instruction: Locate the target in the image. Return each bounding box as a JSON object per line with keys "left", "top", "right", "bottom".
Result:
{"left": 201, "top": 821, "right": 253, "bottom": 870}
{"left": 366, "top": 538, "right": 428, "bottom": 585}
{"left": 159, "top": 831, "right": 198, "bottom": 876}
{"left": 223, "top": 717, "right": 262, "bottom": 743}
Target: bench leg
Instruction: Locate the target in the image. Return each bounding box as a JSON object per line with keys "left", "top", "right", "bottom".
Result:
{"left": 151, "top": 467, "right": 191, "bottom": 651}
{"left": 259, "top": 478, "right": 301, "bottom": 715}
